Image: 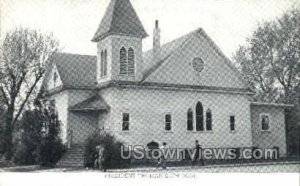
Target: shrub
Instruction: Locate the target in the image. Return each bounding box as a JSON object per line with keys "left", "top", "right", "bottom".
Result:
{"left": 13, "top": 124, "right": 39, "bottom": 165}
{"left": 37, "top": 138, "right": 65, "bottom": 167}
{"left": 84, "top": 132, "right": 128, "bottom": 169}
{"left": 13, "top": 143, "right": 36, "bottom": 165}
{"left": 13, "top": 106, "right": 65, "bottom": 167}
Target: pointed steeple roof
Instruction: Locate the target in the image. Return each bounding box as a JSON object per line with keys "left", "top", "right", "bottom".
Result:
{"left": 92, "top": 0, "right": 148, "bottom": 42}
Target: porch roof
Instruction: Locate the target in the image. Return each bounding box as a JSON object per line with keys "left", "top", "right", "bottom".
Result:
{"left": 69, "top": 95, "right": 110, "bottom": 112}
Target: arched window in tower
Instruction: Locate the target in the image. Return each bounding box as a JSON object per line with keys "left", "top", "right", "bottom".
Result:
{"left": 206, "top": 109, "right": 212, "bottom": 131}
{"left": 100, "top": 51, "right": 104, "bottom": 77}
{"left": 120, "top": 47, "right": 127, "bottom": 75}
{"left": 103, "top": 50, "right": 107, "bottom": 76}
{"left": 128, "top": 48, "right": 135, "bottom": 76}
{"left": 187, "top": 108, "right": 193, "bottom": 131}
{"left": 196, "top": 102, "right": 204, "bottom": 131}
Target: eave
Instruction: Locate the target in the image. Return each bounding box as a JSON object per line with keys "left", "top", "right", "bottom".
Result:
{"left": 250, "top": 102, "right": 294, "bottom": 108}
{"left": 98, "top": 80, "right": 255, "bottom": 95}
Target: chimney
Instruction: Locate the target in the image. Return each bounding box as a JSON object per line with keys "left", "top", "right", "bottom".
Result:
{"left": 153, "top": 20, "right": 161, "bottom": 63}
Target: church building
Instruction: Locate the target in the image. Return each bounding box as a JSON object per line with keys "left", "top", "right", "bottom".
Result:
{"left": 43, "top": 0, "right": 291, "bottom": 159}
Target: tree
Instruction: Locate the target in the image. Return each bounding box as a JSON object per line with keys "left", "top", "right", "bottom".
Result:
{"left": 37, "top": 95, "right": 65, "bottom": 166}
{"left": 14, "top": 91, "right": 64, "bottom": 166}
{"left": 0, "top": 28, "right": 59, "bottom": 159}
{"left": 233, "top": 9, "right": 300, "bottom": 156}
{"left": 0, "top": 106, "right": 5, "bottom": 153}
{"left": 234, "top": 9, "right": 300, "bottom": 103}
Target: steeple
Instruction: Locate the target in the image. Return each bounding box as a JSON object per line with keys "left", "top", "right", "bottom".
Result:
{"left": 92, "top": 0, "right": 148, "bottom": 42}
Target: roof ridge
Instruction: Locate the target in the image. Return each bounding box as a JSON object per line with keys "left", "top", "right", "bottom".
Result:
{"left": 92, "top": 0, "right": 148, "bottom": 42}
{"left": 57, "top": 52, "right": 96, "bottom": 58}
{"left": 195, "top": 28, "right": 250, "bottom": 89}
{"left": 45, "top": 52, "right": 97, "bottom": 89}
{"left": 142, "top": 28, "right": 201, "bottom": 81}
{"left": 141, "top": 53, "right": 173, "bottom": 82}
{"left": 143, "top": 27, "right": 202, "bottom": 54}
{"left": 106, "top": 0, "right": 117, "bottom": 33}
{"left": 163, "top": 28, "right": 201, "bottom": 46}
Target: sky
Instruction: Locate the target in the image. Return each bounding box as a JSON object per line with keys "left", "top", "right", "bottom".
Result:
{"left": 0, "top": 0, "right": 299, "bottom": 59}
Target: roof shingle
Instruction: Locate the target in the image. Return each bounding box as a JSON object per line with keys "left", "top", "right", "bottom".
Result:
{"left": 92, "top": 0, "right": 148, "bottom": 42}
{"left": 69, "top": 95, "right": 110, "bottom": 111}
{"left": 142, "top": 29, "right": 196, "bottom": 80}
{"left": 53, "top": 53, "right": 97, "bottom": 88}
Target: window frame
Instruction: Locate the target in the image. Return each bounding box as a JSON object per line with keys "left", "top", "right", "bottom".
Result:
{"left": 53, "top": 72, "right": 58, "bottom": 87}
{"left": 103, "top": 50, "right": 107, "bottom": 77}
{"left": 206, "top": 109, "right": 212, "bottom": 131}
{"left": 100, "top": 50, "right": 108, "bottom": 78}
{"left": 192, "top": 57, "right": 205, "bottom": 72}
{"left": 119, "top": 47, "right": 128, "bottom": 75}
{"left": 260, "top": 113, "right": 271, "bottom": 132}
{"left": 127, "top": 47, "right": 135, "bottom": 76}
{"left": 195, "top": 102, "right": 204, "bottom": 131}
{"left": 230, "top": 115, "right": 236, "bottom": 132}
{"left": 187, "top": 108, "right": 194, "bottom": 131}
{"left": 164, "top": 113, "right": 172, "bottom": 132}
{"left": 122, "top": 113, "right": 130, "bottom": 131}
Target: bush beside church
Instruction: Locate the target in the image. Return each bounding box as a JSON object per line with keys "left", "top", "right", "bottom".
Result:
{"left": 13, "top": 102, "right": 65, "bottom": 167}
{"left": 84, "top": 132, "right": 128, "bottom": 169}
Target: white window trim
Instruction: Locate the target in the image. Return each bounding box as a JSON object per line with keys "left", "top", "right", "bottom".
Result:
{"left": 195, "top": 111, "right": 204, "bottom": 133}
{"left": 163, "top": 112, "right": 173, "bottom": 132}
{"left": 119, "top": 74, "right": 136, "bottom": 78}
{"left": 121, "top": 112, "right": 130, "bottom": 132}
{"left": 53, "top": 72, "right": 58, "bottom": 87}
{"left": 205, "top": 109, "right": 213, "bottom": 133}
{"left": 186, "top": 108, "right": 194, "bottom": 132}
{"left": 119, "top": 47, "right": 136, "bottom": 77}
{"left": 229, "top": 115, "right": 236, "bottom": 132}
{"left": 187, "top": 105, "right": 214, "bottom": 133}
{"left": 259, "top": 113, "right": 271, "bottom": 132}
{"left": 127, "top": 47, "right": 136, "bottom": 76}
{"left": 100, "top": 49, "right": 108, "bottom": 78}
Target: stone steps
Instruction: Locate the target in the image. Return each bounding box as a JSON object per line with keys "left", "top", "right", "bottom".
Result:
{"left": 56, "top": 146, "right": 85, "bottom": 168}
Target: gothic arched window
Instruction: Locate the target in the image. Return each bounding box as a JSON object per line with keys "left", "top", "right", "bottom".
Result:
{"left": 128, "top": 48, "right": 135, "bottom": 76}
{"left": 187, "top": 108, "right": 193, "bottom": 131}
{"left": 120, "top": 47, "right": 127, "bottom": 75}
{"left": 196, "top": 102, "right": 204, "bottom": 131}
{"left": 206, "top": 109, "right": 212, "bottom": 131}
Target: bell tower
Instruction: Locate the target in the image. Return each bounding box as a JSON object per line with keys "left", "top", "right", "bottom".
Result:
{"left": 92, "top": 0, "right": 148, "bottom": 84}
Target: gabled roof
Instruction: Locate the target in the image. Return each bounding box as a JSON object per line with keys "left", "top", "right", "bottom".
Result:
{"left": 142, "top": 28, "right": 249, "bottom": 88}
{"left": 44, "top": 28, "right": 251, "bottom": 93}
{"left": 142, "top": 30, "right": 195, "bottom": 80}
{"left": 92, "top": 0, "right": 148, "bottom": 42}
{"left": 51, "top": 53, "right": 97, "bottom": 88}
{"left": 69, "top": 95, "right": 110, "bottom": 112}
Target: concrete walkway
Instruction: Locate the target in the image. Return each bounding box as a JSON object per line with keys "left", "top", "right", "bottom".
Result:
{"left": 0, "top": 165, "right": 41, "bottom": 172}
{"left": 33, "top": 161, "right": 300, "bottom": 173}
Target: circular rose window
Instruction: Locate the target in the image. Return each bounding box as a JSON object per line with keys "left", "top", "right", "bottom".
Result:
{"left": 192, "top": 57, "right": 204, "bottom": 72}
